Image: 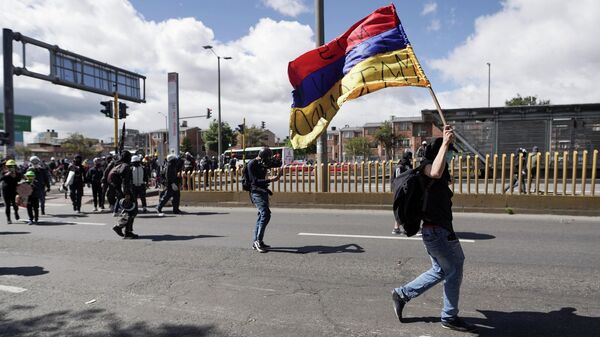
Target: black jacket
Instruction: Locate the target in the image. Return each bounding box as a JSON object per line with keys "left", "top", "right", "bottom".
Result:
{"left": 248, "top": 159, "right": 270, "bottom": 191}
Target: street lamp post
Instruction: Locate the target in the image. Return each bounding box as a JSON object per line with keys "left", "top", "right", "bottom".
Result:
{"left": 203, "top": 45, "right": 232, "bottom": 167}
{"left": 487, "top": 62, "right": 491, "bottom": 108}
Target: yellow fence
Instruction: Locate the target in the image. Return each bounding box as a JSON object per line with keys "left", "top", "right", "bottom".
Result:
{"left": 181, "top": 150, "right": 599, "bottom": 197}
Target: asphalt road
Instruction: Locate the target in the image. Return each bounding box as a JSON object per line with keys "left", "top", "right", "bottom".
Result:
{"left": 0, "top": 192, "right": 599, "bottom": 336}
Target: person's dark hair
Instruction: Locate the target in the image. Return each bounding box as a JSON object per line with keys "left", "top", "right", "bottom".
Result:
{"left": 120, "top": 150, "right": 132, "bottom": 164}
{"left": 425, "top": 137, "right": 457, "bottom": 160}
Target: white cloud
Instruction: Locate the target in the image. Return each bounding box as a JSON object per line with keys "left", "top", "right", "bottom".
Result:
{"left": 428, "top": 0, "right": 600, "bottom": 108}
{"left": 421, "top": 2, "right": 438, "bottom": 16}
{"left": 261, "top": 0, "right": 309, "bottom": 17}
{"left": 427, "top": 19, "right": 441, "bottom": 32}
{"left": 1, "top": 0, "right": 432, "bottom": 147}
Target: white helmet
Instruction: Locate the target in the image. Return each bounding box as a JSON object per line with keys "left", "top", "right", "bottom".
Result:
{"left": 29, "top": 156, "right": 41, "bottom": 164}
{"left": 167, "top": 154, "right": 177, "bottom": 161}
{"left": 50, "top": 157, "right": 56, "bottom": 161}
{"left": 131, "top": 155, "right": 141, "bottom": 163}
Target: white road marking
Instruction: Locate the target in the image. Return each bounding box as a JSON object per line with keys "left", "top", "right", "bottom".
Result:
{"left": 297, "top": 232, "right": 476, "bottom": 243}
{"left": 22, "top": 220, "right": 107, "bottom": 226}
{"left": 0, "top": 284, "right": 27, "bottom": 293}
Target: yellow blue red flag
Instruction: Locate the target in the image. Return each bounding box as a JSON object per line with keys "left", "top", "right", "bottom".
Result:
{"left": 288, "top": 4, "right": 430, "bottom": 149}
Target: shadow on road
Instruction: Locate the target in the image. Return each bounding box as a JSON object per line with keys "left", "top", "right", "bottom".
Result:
{"left": 0, "top": 306, "right": 222, "bottom": 337}
{"left": 0, "top": 266, "right": 49, "bottom": 277}
{"left": 268, "top": 243, "right": 365, "bottom": 254}
{"left": 0, "top": 231, "right": 30, "bottom": 235}
{"left": 472, "top": 307, "right": 600, "bottom": 337}
{"left": 456, "top": 232, "right": 496, "bottom": 240}
{"left": 138, "top": 234, "right": 224, "bottom": 242}
{"left": 47, "top": 213, "right": 89, "bottom": 218}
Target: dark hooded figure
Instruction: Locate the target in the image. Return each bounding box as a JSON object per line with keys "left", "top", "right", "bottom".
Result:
{"left": 110, "top": 150, "right": 139, "bottom": 239}
{"left": 67, "top": 154, "right": 86, "bottom": 213}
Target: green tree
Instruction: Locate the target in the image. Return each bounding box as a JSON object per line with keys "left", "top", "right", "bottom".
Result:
{"left": 344, "top": 137, "right": 371, "bottom": 161}
{"left": 505, "top": 94, "right": 550, "bottom": 106}
{"left": 180, "top": 136, "right": 193, "bottom": 155}
{"left": 61, "top": 133, "right": 100, "bottom": 159}
{"left": 284, "top": 137, "right": 316, "bottom": 159}
{"left": 373, "top": 121, "right": 395, "bottom": 160}
{"left": 244, "top": 125, "right": 269, "bottom": 147}
{"left": 15, "top": 145, "right": 32, "bottom": 159}
{"left": 202, "top": 120, "right": 237, "bottom": 154}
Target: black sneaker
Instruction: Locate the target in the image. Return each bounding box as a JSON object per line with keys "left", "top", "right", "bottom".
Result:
{"left": 112, "top": 226, "right": 124, "bottom": 237}
{"left": 259, "top": 241, "right": 271, "bottom": 248}
{"left": 391, "top": 290, "right": 406, "bottom": 323}
{"left": 123, "top": 232, "right": 139, "bottom": 240}
{"left": 253, "top": 240, "right": 267, "bottom": 253}
{"left": 441, "top": 317, "right": 478, "bottom": 333}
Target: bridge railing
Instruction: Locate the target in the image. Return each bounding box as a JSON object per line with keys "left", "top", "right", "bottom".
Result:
{"left": 180, "top": 150, "right": 599, "bottom": 197}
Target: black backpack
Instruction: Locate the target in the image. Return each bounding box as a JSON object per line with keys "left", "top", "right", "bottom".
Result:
{"left": 107, "top": 163, "right": 127, "bottom": 187}
{"left": 241, "top": 163, "right": 252, "bottom": 192}
{"left": 391, "top": 166, "right": 431, "bottom": 237}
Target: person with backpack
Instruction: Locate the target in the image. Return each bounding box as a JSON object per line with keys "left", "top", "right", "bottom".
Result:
{"left": 28, "top": 156, "right": 51, "bottom": 215}
{"left": 391, "top": 126, "right": 477, "bottom": 333}
{"left": 23, "top": 170, "right": 41, "bottom": 225}
{"left": 392, "top": 150, "right": 413, "bottom": 235}
{"left": 102, "top": 154, "right": 117, "bottom": 213}
{"left": 66, "top": 154, "right": 86, "bottom": 213}
{"left": 130, "top": 155, "right": 148, "bottom": 213}
{"left": 1, "top": 159, "right": 22, "bottom": 224}
{"left": 156, "top": 154, "right": 182, "bottom": 215}
{"left": 109, "top": 150, "right": 139, "bottom": 239}
{"left": 246, "top": 147, "right": 282, "bottom": 253}
{"left": 86, "top": 158, "right": 105, "bottom": 212}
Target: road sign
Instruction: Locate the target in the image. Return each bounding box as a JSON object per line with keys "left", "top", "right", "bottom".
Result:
{"left": 0, "top": 113, "right": 31, "bottom": 132}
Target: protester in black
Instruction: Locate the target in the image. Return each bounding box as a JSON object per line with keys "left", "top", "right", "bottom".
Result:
{"left": 29, "top": 156, "right": 51, "bottom": 215}
{"left": 67, "top": 154, "right": 86, "bottom": 213}
{"left": 156, "top": 154, "right": 181, "bottom": 215}
{"left": 24, "top": 170, "right": 41, "bottom": 225}
{"left": 86, "top": 158, "right": 105, "bottom": 212}
{"left": 102, "top": 154, "right": 117, "bottom": 212}
{"left": 131, "top": 155, "right": 148, "bottom": 213}
{"left": 392, "top": 149, "right": 413, "bottom": 235}
{"left": 110, "top": 151, "right": 139, "bottom": 239}
{"left": 1, "top": 159, "right": 21, "bottom": 224}
{"left": 392, "top": 126, "right": 477, "bottom": 333}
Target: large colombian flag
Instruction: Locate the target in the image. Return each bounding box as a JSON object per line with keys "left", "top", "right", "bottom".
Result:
{"left": 288, "top": 4, "right": 430, "bottom": 149}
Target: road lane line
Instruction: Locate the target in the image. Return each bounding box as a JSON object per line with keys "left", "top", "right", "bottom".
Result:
{"left": 297, "top": 232, "right": 476, "bottom": 243}
{"left": 0, "top": 285, "right": 27, "bottom": 293}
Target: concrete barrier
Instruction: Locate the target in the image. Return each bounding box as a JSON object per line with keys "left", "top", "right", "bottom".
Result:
{"left": 181, "top": 191, "right": 600, "bottom": 216}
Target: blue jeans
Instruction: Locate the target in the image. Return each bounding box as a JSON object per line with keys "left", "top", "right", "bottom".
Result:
{"left": 250, "top": 191, "right": 271, "bottom": 242}
{"left": 395, "top": 226, "right": 465, "bottom": 321}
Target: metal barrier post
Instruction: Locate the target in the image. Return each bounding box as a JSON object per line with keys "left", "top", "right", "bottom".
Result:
{"left": 581, "top": 150, "right": 588, "bottom": 196}
{"left": 474, "top": 155, "right": 479, "bottom": 194}
{"left": 592, "top": 150, "right": 598, "bottom": 196}
{"left": 450, "top": 157, "right": 455, "bottom": 192}
{"left": 544, "top": 152, "right": 550, "bottom": 196}
{"left": 493, "top": 154, "right": 498, "bottom": 194}
{"left": 466, "top": 155, "right": 471, "bottom": 194}
{"left": 361, "top": 161, "right": 365, "bottom": 193}
{"left": 562, "top": 152, "right": 568, "bottom": 196}
{"left": 572, "top": 151, "right": 578, "bottom": 196}
{"left": 553, "top": 152, "right": 559, "bottom": 195}
{"left": 458, "top": 155, "right": 463, "bottom": 194}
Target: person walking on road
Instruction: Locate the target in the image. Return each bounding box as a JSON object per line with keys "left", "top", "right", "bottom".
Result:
{"left": 24, "top": 170, "right": 41, "bottom": 225}
{"left": 102, "top": 154, "right": 117, "bottom": 213}
{"left": 391, "top": 126, "right": 478, "bottom": 333}
{"left": 247, "top": 147, "right": 282, "bottom": 253}
{"left": 109, "top": 150, "right": 139, "bottom": 239}
{"left": 1, "top": 159, "right": 22, "bottom": 224}
{"left": 131, "top": 155, "right": 148, "bottom": 213}
{"left": 66, "top": 154, "right": 86, "bottom": 213}
{"left": 28, "top": 156, "right": 51, "bottom": 215}
{"left": 86, "top": 158, "right": 105, "bottom": 212}
{"left": 156, "top": 154, "right": 181, "bottom": 215}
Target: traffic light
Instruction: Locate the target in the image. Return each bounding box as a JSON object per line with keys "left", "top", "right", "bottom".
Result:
{"left": 118, "top": 102, "right": 128, "bottom": 119}
{"left": 100, "top": 100, "right": 113, "bottom": 118}
{"left": 206, "top": 108, "right": 212, "bottom": 119}
{"left": 261, "top": 121, "right": 265, "bottom": 129}
{"left": 237, "top": 124, "right": 245, "bottom": 133}
{"left": 0, "top": 131, "right": 9, "bottom": 146}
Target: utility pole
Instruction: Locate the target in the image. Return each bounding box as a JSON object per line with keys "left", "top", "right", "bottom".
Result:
{"left": 3, "top": 29, "right": 15, "bottom": 157}
{"left": 315, "top": 0, "right": 328, "bottom": 191}
{"left": 113, "top": 85, "right": 119, "bottom": 152}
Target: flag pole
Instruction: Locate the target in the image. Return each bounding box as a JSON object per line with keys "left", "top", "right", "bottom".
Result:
{"left": 427, "top": 86, "right": 448, "bottom": 127}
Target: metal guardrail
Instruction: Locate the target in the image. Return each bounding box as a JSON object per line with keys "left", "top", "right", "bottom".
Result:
{"left": 181, "top": 150, "right": 599, "bottom": 197}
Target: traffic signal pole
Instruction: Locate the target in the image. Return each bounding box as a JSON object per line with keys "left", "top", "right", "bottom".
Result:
{"left": 113, "top": 89, "right": 119, "bottom": 152}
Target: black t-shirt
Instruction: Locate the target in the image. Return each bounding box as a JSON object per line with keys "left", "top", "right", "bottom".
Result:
{"left": 421, "top": 159, "right": 454, "bottom": 233}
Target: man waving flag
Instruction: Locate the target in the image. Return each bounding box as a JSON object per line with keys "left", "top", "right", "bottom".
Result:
{"left": 288, "top": 4, "right": 431, "bottom": 149}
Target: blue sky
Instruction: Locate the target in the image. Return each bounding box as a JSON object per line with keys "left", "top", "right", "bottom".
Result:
{"left": 2, "top": 0, "right": 598, "bottom": 142}
{"left": 129, "top": 0, "right": 502, "bottom": 91}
